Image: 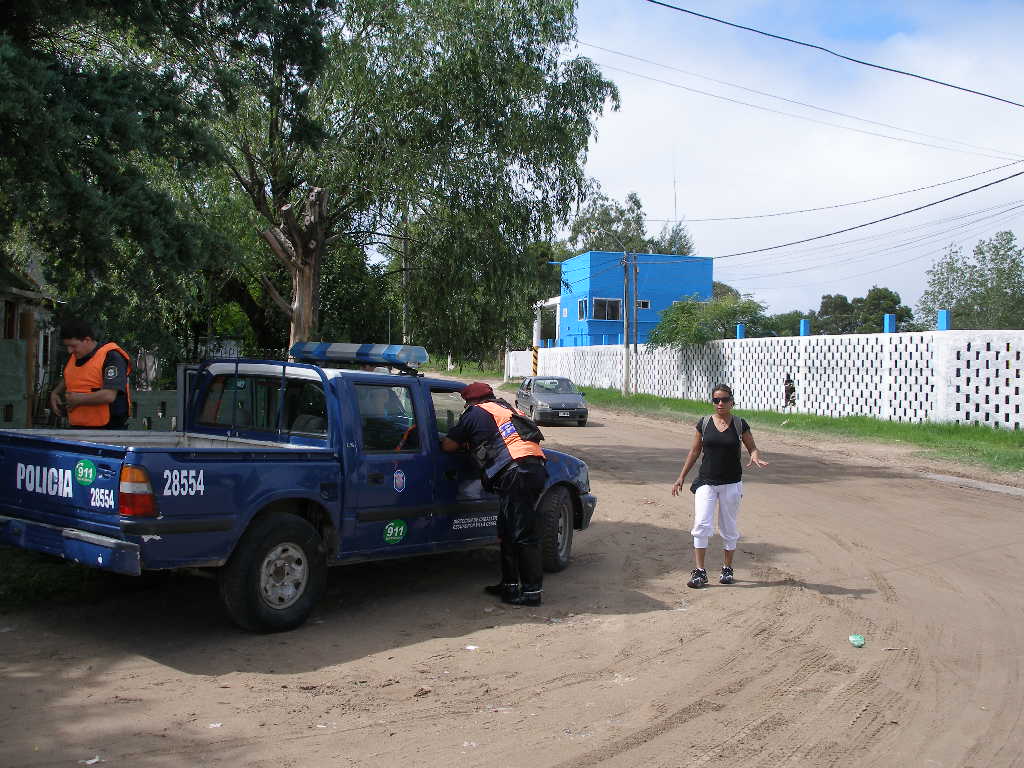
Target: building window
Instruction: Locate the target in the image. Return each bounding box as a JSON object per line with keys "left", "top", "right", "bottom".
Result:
{"left": 636, "top": 299, "right": 651, "bottom": 310}
{"left": 593, "top": 298, "right": 621, "bottom": 321}
{"left": 577, "top": 299, "right": 587, "bottom": 320}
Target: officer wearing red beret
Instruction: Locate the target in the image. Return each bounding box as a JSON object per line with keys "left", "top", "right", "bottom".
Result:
{"left": 442, "top": 382, "right": 548, "bottom": 606}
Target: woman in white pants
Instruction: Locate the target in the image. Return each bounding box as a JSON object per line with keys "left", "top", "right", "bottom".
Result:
{"left": 671, "top": 385, "right": 768, "bottom": 588}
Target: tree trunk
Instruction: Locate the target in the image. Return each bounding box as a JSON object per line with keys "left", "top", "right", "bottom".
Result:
{"left": 260, "top": 187, "right": 328, "bottom": 354}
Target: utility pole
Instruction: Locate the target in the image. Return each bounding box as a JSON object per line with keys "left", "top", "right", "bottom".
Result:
{"left": 621, "top": 252, "right": 630, "bottom": 396}
{"left": 632, "top": 252, "right": 639, "bottom": 392}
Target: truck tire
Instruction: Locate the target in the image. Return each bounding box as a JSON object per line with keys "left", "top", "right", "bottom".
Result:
{"left": 539, "top": 486, "right": 573, "bottom": 573}
{"left": 219, "top": 513, "right": 326, "bottom": 633}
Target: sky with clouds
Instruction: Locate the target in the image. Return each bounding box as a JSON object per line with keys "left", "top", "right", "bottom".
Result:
{"left": 572, "top": 0, "right": 1024, "bottom": 317}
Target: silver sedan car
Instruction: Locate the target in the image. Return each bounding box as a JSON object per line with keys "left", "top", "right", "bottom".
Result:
{"left": 515, "top": 376, "right": 588, "bottom": 427}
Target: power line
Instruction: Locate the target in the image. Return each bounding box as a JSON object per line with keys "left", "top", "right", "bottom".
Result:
{"left": 643, "top": 160, "right": 1024, "bottom": 223}
{"left": 719, "top": 199, "right": 1024, "bottom": 269}
{"left": 710, "top": 170, "right": 1024, "bottom": 260}
{"left": 723, "top": 202, "right": 1024, "bottom": 280}
{"left": 752, "top": 206, "right": 1024, "bottom": 290}
{"left": 644, "top": 0, "right": 1024, "bottom": 110}
{"left": 580, "top": 41, "right": 1024, "bottom": 159}
{"left": 598, "top": 63, "right": 1018, "bottom": 162}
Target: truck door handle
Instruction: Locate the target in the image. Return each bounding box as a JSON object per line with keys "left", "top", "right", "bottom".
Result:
{"left": 368, "top": 472, "right": 385, "bottom": 484}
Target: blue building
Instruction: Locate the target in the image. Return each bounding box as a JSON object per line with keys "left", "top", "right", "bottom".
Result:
{"left": 549, "top": 251, "right": 713, "bottom": 347}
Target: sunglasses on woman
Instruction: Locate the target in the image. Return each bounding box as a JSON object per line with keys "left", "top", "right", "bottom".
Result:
{"left": 712, "top": 396, "right": 732, "bottom": 404}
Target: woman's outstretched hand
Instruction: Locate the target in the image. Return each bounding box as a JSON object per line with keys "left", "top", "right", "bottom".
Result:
{"left": 746, "top": 450, "right": 769, "bottom": 469}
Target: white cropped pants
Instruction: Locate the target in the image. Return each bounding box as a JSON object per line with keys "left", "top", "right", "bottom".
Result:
{"left": 692, "top": 481, "right": 743, "bottom": 550}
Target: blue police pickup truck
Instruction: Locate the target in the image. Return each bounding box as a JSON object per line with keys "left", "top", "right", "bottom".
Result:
{"left": 0, "top": 344, "right": 596, "bottom": 632}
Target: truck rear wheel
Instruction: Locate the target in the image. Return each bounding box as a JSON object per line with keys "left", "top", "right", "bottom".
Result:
{"left": 219, "top": 513, "right": 326, "bottom": 633}
{"left": 539, "top": 486, "right": 573, "bottom": 573}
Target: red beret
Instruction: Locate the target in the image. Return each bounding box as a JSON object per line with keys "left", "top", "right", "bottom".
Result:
{"left": 460, "top": 382, "right": 493, "bottom": 401}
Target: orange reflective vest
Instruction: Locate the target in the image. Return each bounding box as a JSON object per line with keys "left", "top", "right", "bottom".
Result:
{"left": 473, "top": 400, "right": 545, "bottom": 478}
{"left": 64, "top": 342, "right": 132, "bottom": 427}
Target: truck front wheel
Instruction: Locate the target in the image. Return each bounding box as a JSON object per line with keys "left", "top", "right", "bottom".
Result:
{"left": 219, "top": 513, "right": 326, "bottom": 633}
{"left": 539, "top": 486, "right": 574, "bottom": 573}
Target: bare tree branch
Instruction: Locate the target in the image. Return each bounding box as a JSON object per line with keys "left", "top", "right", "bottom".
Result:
{"left": 260, "top": 227, "right": 299, "bottom": 271}
{"left": 260, "top": 274, "right": 293, "bottom": 319}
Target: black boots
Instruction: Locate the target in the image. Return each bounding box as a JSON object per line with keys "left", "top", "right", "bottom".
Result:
{"left": 483, "top": 582, "right": 542, "bottom": 606}
{"left": 502, "top": 585, "right": 542, "bottom": 606}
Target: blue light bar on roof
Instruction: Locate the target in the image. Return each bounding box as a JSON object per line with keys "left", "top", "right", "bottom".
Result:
{"left": 289, "top": 342, "right": 429, "bottom": 367}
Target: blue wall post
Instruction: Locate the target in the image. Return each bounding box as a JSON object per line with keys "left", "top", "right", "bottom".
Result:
{"left": 883, "top": 313, "right": 896, "bottom": 333}
{"left": 736, "top": 323, "right": 746, "bottom": 339}
{"left": 799, "top": 319, "right": 811, "bottom": 336}
{"left": 937, "top": 309, "right": 952, "bottom": 330}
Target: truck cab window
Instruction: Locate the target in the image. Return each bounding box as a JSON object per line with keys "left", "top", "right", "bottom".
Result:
{"left": 430, "top": 389, "right": 464, "bottom": 436}
{"left": 284, "top": 380, "right": 328, "bottom": 435}
{"left": 198, "top": 374, "right": 289, "bottom": 433}
{"left": 354, "top": 384, "right": 419, "bottom": 452}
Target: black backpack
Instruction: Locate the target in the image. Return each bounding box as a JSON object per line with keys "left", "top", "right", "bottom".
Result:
{"left": 494, "top": 398, "right": 544, "bottom": 443}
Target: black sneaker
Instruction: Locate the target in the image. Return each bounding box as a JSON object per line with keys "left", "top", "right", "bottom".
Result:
{"left": 485, "top": 582, "right": 517, "bottom": 598}
{"left": 720, "top": 566, "right": 734, "bottom": 585}
{"left": 687, "top": 568, "right": 708, "bottom": 589}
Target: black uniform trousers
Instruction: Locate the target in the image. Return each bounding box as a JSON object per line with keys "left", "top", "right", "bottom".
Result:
{"left": 492, "top": 457, "right": 548, "bottom": 594}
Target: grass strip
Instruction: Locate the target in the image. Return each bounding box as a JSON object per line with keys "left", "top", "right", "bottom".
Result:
{"left": 421, "top": 362, "right": 503, "bottom": 379}
{"left": 0, "top": 547, "right": 103, "bottom": 610}
{"left": 520, "top": 383, "right": 1024, "bottom": 474}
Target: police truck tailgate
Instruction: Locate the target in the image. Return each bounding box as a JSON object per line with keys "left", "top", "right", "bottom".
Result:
{"left": 0, "top": 432, "right": 140, "bottom": 575}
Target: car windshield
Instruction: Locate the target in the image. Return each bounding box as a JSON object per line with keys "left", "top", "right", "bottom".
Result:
{"left": 534, "top": 378, "right": 578, "bottom": 394}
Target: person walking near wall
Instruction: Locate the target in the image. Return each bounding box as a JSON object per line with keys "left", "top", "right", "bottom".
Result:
{"left": 49, "top": 319, "right": 132, "bottom": 429}
{"left": 670, "top": 384, "right": 768, "bottom": 588}
{"left": 441, "top": 381, "right": 548, "bottom": 606}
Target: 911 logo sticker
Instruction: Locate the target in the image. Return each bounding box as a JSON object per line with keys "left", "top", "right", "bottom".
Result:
{"left": 383, "top": 519, "right": 407, "bottom": 544}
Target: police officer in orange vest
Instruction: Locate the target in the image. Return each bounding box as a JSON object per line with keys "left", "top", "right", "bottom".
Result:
{"left": 442, "top": 382, "right": 548, "bottom": 606}
{"left": 49, "top": 320, "right": 133, "bottom": 429}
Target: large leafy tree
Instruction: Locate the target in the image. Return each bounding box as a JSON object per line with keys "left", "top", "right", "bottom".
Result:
{"left": 647, "top": 293, "right": 766, "bottom": 347}
{"left": 568, "top": 191, "right": 650, "bottom": 254}
{"left": 918, "top": 231, "right": 1024, "bottom": 329}
{"left": 851, "top": 286, "right": 914, "bottom": 333}
{"left": 812, "top": 294, "right": 857, "bottom": 334}
{"left": 147, "top": 0, "right": 617, "bottom": 350}
{"left": 648, "top": 220, "right": 696, "bottom": 256}
{"left": 809, "top": 287, "right": 912, "bottom": 334}
{"left": 1, "top": 0, "right": 229, "bottom": 354}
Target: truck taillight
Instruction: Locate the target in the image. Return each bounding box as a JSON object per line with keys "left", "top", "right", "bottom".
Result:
{"left": 119, "top": 466, "right": 157, "bottom": 517}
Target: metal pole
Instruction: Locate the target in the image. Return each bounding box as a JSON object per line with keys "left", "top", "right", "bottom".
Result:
{"left": 632, "top": 253, "right": 639, "bottom": 393}
{"left": 401, "top": 205, "right": 409, "bottom": 343}
{"left": 622, "top": 253, "right": 630, "bottom": 396}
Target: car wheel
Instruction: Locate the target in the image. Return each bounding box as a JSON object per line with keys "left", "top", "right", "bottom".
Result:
{"left": 539, "top": 486, "right": 573, "bottom": 572}
{"left": 219, "top": 513, "right": 326, "bottom": 633}
{"left": 577, "top": 418, "right": 587, "bottom": 427}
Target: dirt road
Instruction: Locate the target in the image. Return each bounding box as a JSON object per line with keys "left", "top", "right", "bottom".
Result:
{"left": 2, "top": 407, "right": 1023, "bottom": 767}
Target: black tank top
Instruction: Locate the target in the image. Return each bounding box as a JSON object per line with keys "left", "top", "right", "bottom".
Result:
{"left": 693, "top": 416, "right": 749, "bottom": 489}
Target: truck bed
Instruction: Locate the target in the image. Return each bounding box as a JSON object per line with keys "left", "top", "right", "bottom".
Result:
{"left": 1, "top": 429, "right": 316, "bottom": 451}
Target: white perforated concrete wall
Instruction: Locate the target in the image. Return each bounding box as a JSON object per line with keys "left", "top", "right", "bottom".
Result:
{"left": 508, "top": 331, "right": 1024, "bottom": 429}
